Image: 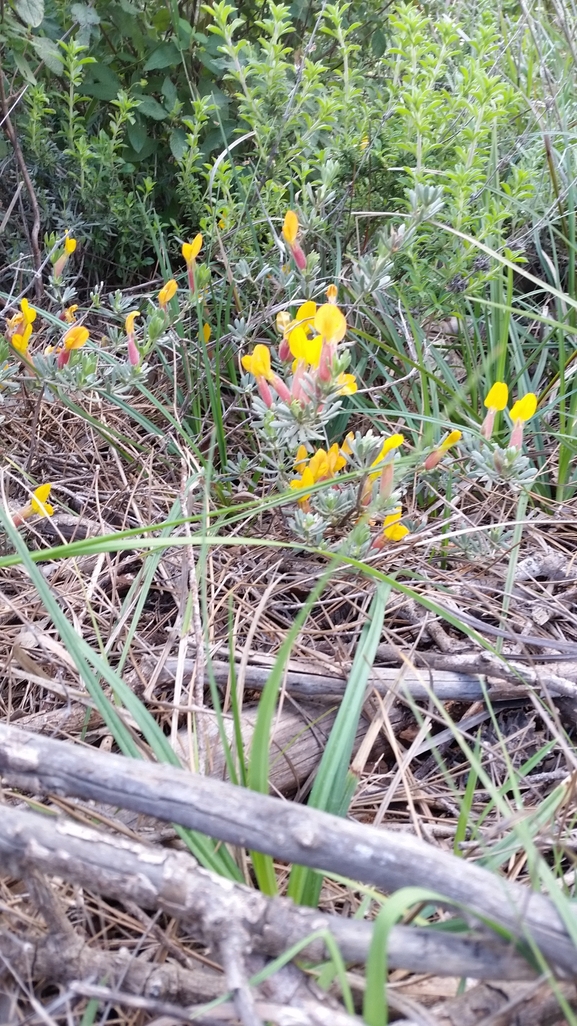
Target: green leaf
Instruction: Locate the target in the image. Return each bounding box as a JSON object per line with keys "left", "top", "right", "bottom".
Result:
{"left": 152, "top": 8, "right": 171, "bottom": 31}
{"left": 143, "top": 41, "right": 180, "bottom": 71}
{"left": 161, "top": 75, "right": 178, "bottom": 109}
{"left": 123, "top": 135, "right": 159, "bottom": 161}
{"left": 136, "top": 95, "right": 169, "bottom": 120}
{"left": 12, "top": 50, "right": 37, "bottom": 82}
{"left": 71, "top": 2, "right": 100, "bottom": 25}
{"left": 127, "top": 119, "right": 147, "bottom": 153}
{"left": 30, "top": 36, "right": 62, "bottom": 74}
{"left": 13, "top": 0, "right": 43, "bottom": 27}
{"left": 82, "top": 62, "right": 122, "bottom": 101}
{"left": 169, "top": 127, "right": 187, "bottom": 161}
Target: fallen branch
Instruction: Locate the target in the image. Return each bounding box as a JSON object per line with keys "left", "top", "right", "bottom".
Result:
{"left": 0, "top": 803, "right": 536, "bottom": 982}
{"left": 0, "top": 723, "right": 574, "bottom": 976}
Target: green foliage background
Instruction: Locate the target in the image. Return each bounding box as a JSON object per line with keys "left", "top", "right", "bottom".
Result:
{"left": 2, "top": 0, "right": 569, "bottom": 307}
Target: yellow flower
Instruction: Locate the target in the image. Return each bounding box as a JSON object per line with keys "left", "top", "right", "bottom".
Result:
{"left": 63, "top": 325, "right": 89, "bottom": 351}
{"left": 31, "top": 483, "right": 54, "bottom": 517}
{"left": 282, "top": 210, "right": 299, "bottom": 246}
{"left": 242, "top": 344, "right": 273, "bottom": 380}
{"left": 64, "top": 237, "right": 77, "bottom": 255}
{"left": 158, "top": 279, "right": 178, "bottom": 307}
{"left": 276, "top": 311, "right": 292, "bottom": 334}
{"left": 484, "top": 382, "right": 508, "bottom": 411}
{"left": 125, "top": 311, "right": 140, "bottom": 336}
{"left": 360, "top": 135, "right": 369, "bottom": 150}
{"left": 63, "top": 304, "right": 78, "bottom": 323}
{"left": 182, "top": 234, "right": 203, "bottom": 264}
{"left": 326, "top": 284, "right": 338, "bottom": 303}
{"left": 440, "top": 429, "right": 462, "bottom": 452}
{"left": 510, "top": 393, "right": 537, "bottom": 423}
{"left": 326, "top": 442, "right": 347, "bottom": 475}
{"left": 203, "top": 323, "right": 211, "bottom": 344}
{"left": 308, "top": 448, "right": 329, "bottom": 481}
{"left": 314, "top": 303, "right": 347, "bottom": 344}
{"left": 294, "top": 444, "right": 308, "bottom": 470}
{"left": 382, "top": 508, "right": 409, "bottom": 542}
{"left": 295, "top": 301, "right": 316, "bottom": 330}
{"left": 11, "top": 322, "right": 33, "bottom": 354}
{"left": 369, "top": 433, "right": 404, "bottom": 478}
{"left": 336, "top": 372, "right": 357, "bottom": 396}
{"left": 20, "top": 298, "right": 36, "bottom": 325}
{"left": 341, "top": 432, "right": 355, "bottom": 456}
{"left": 289, "top": 325, "right": 322, "bottom": 367}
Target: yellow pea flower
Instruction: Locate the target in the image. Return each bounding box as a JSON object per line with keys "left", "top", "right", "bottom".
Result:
{"left": 277, "top": 311, "right": 292, "bottom": 334}
{"left": 382, "top": 509, "right": 409, "bottom": 542}
{"left": 289, "top": 325, "right": 322, "bottom": 368}
{"left": 509, "top": 392, "right": 537, "bottom": 449}
{"left": 369, "top": 433, "right": 404, "bottom": 479}
{"left": 282, "top": 210, "right": 299, "bottom": 246}
{"left": 294, "top": 444, "right": 308, "bottom": 470}
{"left": 63, "top": 304, "right": 79, "bottom": 323}
{"left": 182, "top": 234, "right": 203, "bottom": 292}
{"left": 158, "top": 279, "right": 178, "bottom": 309}
{"left": 314, "top": 303, "right": 347, "bottom": 344}
{"left": 11, "top": 322, "right": 33, "bottom": 355}
{"left": 423, "top": 430, "right": 462, "bottom": 471}
{"left": 509, "top": 393, "right": 537, "bottom": 423}
{"left": 20, "top": 298, "right": 37, "bottom": 325}
{"left": 31, "top": 483, "right": 54, "bottom": 517}
{"left": 63, "top": 325, "right": 89, "bottom": 350}
{"left": 65, "top": 237, "right": 77, "bottom": 255}
{"left": 182, "top": 234, "right": 203, "bottom": 263}
{"left": 53, "top": 235, "right": 77, "bottom": 278}
{"left": 326, "top": 442, "right": 347, "bottom": 475}
{"left": 336, "top": 372, "right": 357, "bottom": 396}
{"left": 484, "top": 382, "right": 508, "bottom": 411}
{"left": 203, "top": 323, "right": 211, "bottom": 344}
{"left": 326, "top": 284, "right": 338, "bottom": 303}
{"left": 242, "top": 344, "right": 273, "bottom": 381}
{"left": 125, "top": 311, "right": 140, "bottom": 336}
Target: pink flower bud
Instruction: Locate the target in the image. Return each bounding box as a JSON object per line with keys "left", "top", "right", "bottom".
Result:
{"left": 127, "top": 336, "right": 140, "bottom": 367}
{"left": 423, "top": 449, "right": 442, "bottom": 471}
{"left": 279, "top": 336, "right": 291, "bottom": 362}
{"left": 291, "top": 241, "right": 307, "bottom": 271}
{"left": 509, "top": 421, "right": 524, "bottom": 449}
{"left": 257, "top": 377, "right": 273, "bottom": 408}
{"left": 57, "top": 350, "right": 70, "bottom": 369}
{"left": 271, "top": 374, "right": 291, "bottom": 403}
{"left": 481, "top": 408, "right": 496, "bottom": 440}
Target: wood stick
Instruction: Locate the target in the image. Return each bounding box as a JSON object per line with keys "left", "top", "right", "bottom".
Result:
{"left": 0, "top": 802, "right": 536, "bottom": 981}
{"left": 0, "top": 723, "right": 574, "bottom": 976}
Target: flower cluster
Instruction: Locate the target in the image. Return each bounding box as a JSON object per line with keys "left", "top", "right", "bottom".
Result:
{"left": 467, "top": 382, "right": 539, "bottom": 490}
{"left": 242, "top": 286, "right": 357, "bottom": 449}
{"left": 287, "top": 430, "right": 410, "bottom": 552}
{"left": 6, "top": 299, "right": 37, "bottom": 357}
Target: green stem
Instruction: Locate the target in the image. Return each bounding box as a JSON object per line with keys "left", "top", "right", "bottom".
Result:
{"left": 496, "top": 487, "right": 529, "bottom": 655}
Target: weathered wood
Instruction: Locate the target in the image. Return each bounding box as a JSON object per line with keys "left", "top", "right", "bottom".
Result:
{"left": 146, "top": 656, "right": 489, "bottom": 701}
{"left": 177, "top": 702, "right": 390, "bottom": 792}
{"left": 0, "top": 803, "right": 536, "bottom": 980}
{"left": 0, "top": 723, "right": 574, "bottom": 976}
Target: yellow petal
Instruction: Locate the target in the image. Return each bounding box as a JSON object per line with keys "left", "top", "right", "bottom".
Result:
{"left": 65, "top": 237, "right": 77, "bottom": 254}
{"left": 308, "top": 448, "right": 329, "bottom": 481}
{"left": 242, "top": 343, "right": 272, "bottom": 380}
{"left": 20, "top": 299, "right": 37, "bottom": 325}
{"left": 341, "top": 432, "right": 355, "bottom": 456}
{"left": 158, "top": 279, "right": 178, "bottom": 306}
{"left": 295, "top": 301, "right": 316, "bottom": 330}
{"left": 440, "top": 429, "right": 462, "bottom": 452}
{"left": 509, "top": 393, "right": 537, "bottom": 423}
{"left": 182, "top": 233, "right": 203, "bottom": 263}
{"left": 63, "top": 325, "right": 89, "bottom": 350}
{"left": 203, "top": 322, "right": 211, "bottom": 344}
{"left": 282, "top": 210, "right": 299, "bottom": 245}
{"left": 12, "top": 322, "right": 33, "bottom": 353}
{"left": 369, "top": 433, "right": 404, "bottom": 478}
{"left": 326, "top": 284, "right": 338, "bottom": 303}
{"left": 383, "top": 521, "right": 409, "bottom": 542}
{"left": 294, "top": 445, "right": 308, "bottom": 470}
{"left": 125, "top": 311, "right": 140, "bottom": 335}
{"left": 326, "top": 442, "right": 346, "bottom": 474}
{"left": 314, "top": 303, "right": 347, "bottom": 344}
{"left": 336, "top": 372, "right": 357, "bottom": 396}
{"left": 64, "top": 304, "right": 78, "bottom": 323}
{"left": 276, "top": 311, "right": 292, "bottom": 334}
{"left": 484, "top": 381, "right": 508, "bottom": 411}
{"left": 31, "top": 483, "right": 54, "bottom": 517}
